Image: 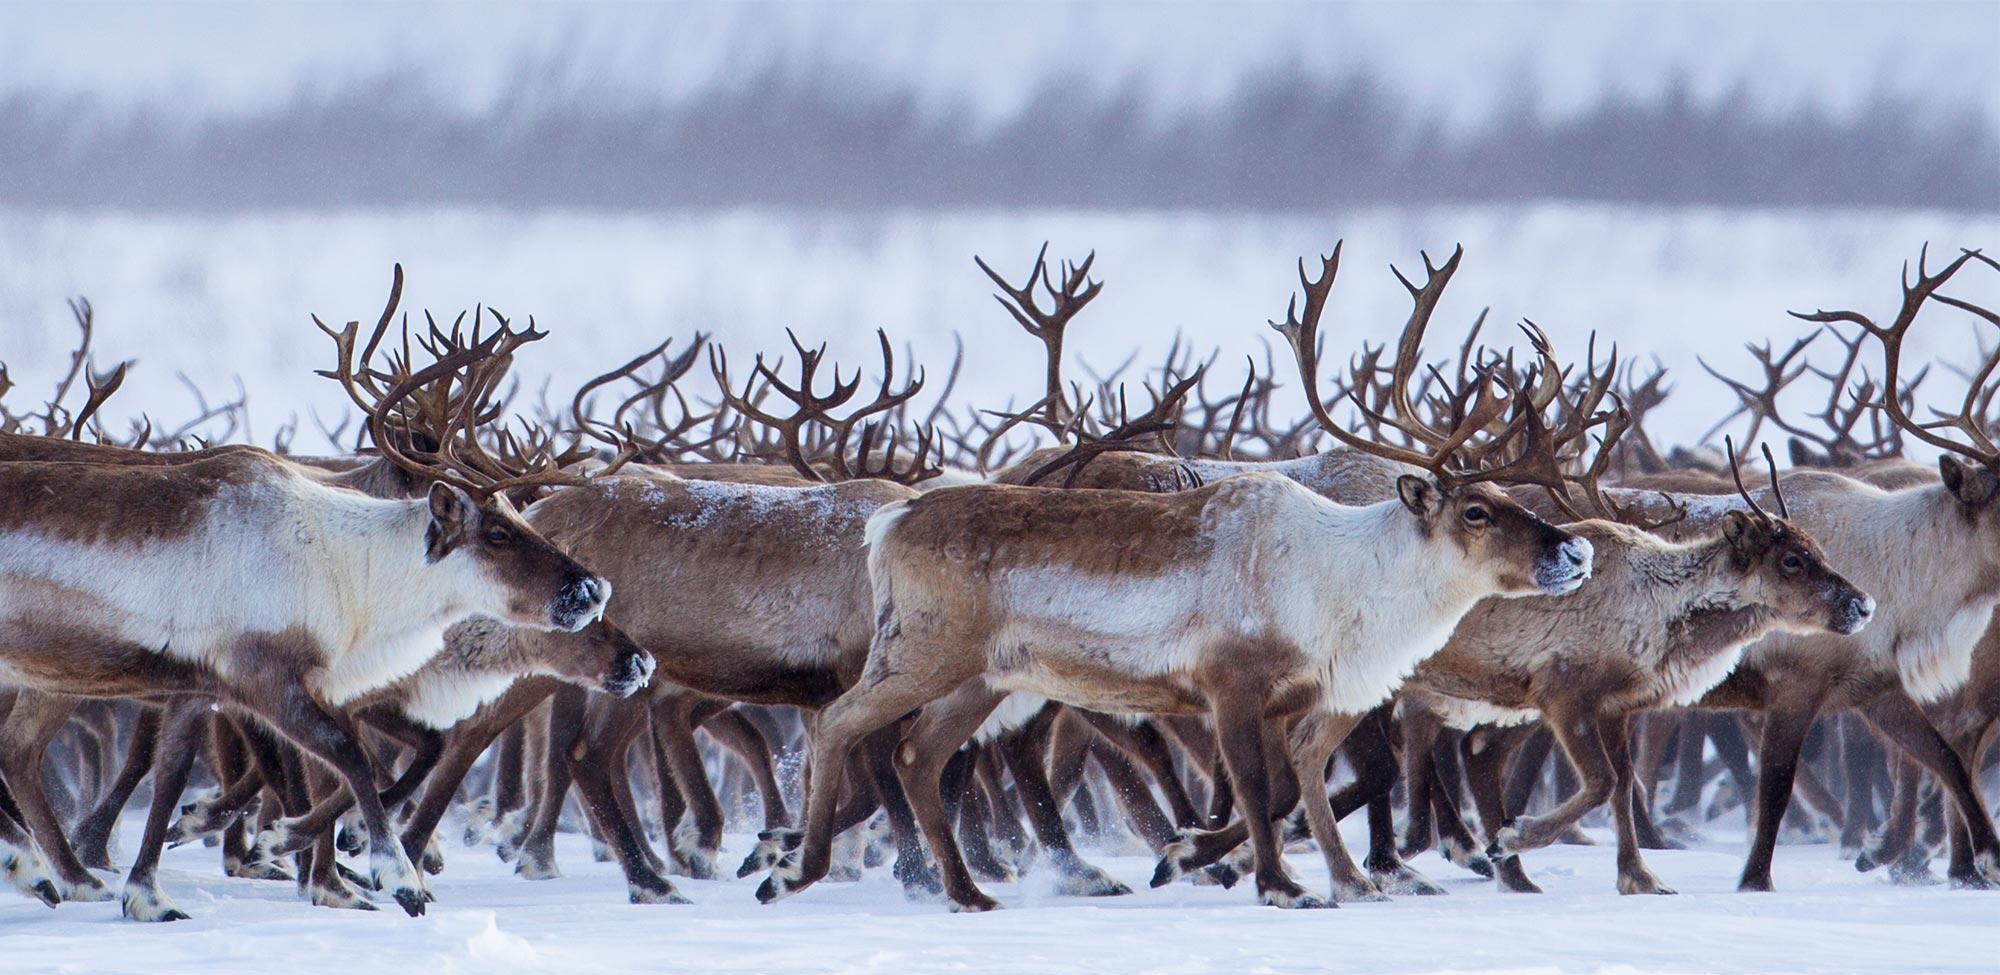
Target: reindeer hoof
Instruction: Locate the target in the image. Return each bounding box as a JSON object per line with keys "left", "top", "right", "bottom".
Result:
{"left": 7, "top": 845, "right": 61, "bottom": 909}
{"left": 629, "top": 878, "right": 692, "bottom": 905}
{"left": 420, "top": 839, "right": 446, "bottom": 876}
{"left": 257, "top": 822, "right": 314, "bottom": 858}
{"left": 391, "top": 886, "right": 426, "bottom": 917}
{"left": 1054, "top": 862, "right": 1130, "bottom": 898}
{"left": 336, "top": 823, "right": 365, "bottom": 857}
{"left": 1618, "top": 873, "right": 1677, "bottom": 895}
{"left": 224, "top": 855, "right": 294, "bottom": 882}
{"left": 950, "top": 892, "right": 1002, "bottom": 912}
{"left": 1737, "top": 874, "right": 1775, "bottom": 893}
{"left": 757, "top": 852, "right": 807, "bottom": 904}
{"left": 60, "top": 875, "right": 117, "bottom": 903}
{"left": 30, "top": 879, "right": 61, "bottom": 908}
{"left": 1440, "top": 835, "right": 1494, "bottom": 879}
{"left": 1258, "top": 884, "right": 1331, "bottom": 909}
{"left": 309, "top": 881, "right": 377, "bottom": 912}
{"left": 121, "top": 883, "right": 189, "bottom": 922}
{"left": 514, "top": 849, "right": 561, "bottom": 881}
{"left": 1149, "top": 834, "right": 1196, "bottom": 888}
{"left": 1370, "top": 863, "right": 1443, "bottom": 897}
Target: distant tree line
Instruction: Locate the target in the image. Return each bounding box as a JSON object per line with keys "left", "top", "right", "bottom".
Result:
{"left": 1, "top": 66, "right": 1990, "bottom": 211}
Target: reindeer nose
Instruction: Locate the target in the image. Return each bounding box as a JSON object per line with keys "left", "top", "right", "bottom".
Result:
{"left": 563, "top": 574, "right": 609, "bottom": 611}
{"left": 1849, "top": 595, "right": 1876, "bottom": 621}
{"left": 1560, "top": 537, "right": 1594, "bottom": 571}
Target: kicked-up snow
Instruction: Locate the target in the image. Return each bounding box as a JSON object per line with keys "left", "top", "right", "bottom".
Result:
{"left": 1, "top": 811, "right": 1993, "bottom": 974}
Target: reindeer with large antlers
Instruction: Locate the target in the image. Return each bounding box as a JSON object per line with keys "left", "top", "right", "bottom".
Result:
{"left": 471, "top": 328, "right": 954, "bottom": 905}
{"left": 0, "top": 269, "right": 620, "bottom": 919}
{"left": 1600, "top": 246, "right": 2000, "bottom": 892}
{"left": 756, "top": 244, "right": 1596, "bottom": 912}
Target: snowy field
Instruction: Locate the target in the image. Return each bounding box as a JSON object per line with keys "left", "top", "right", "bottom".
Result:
{"left": 1, "top": 811, "right": 1994, "bottom": 975}
{"left": 1, "top": 204, "right": 1997, "bottom": 453}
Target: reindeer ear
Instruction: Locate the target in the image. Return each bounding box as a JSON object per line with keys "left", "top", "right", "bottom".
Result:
{"left": 1721, "top": 509, "right": 1753, "bottom": 546}
{"left": 1940, "top": 456, "right": 1999, "bottom": 508}
{"left": 425, "top": 482, "right": 476, "bottom": 562}
{"left": 1397, "top": 475, "right": 1441, "bottom": 517}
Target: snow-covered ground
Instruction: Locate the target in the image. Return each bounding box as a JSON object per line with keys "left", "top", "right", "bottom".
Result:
{"left": 2, "top": 204, "right": 1996, "bottom": 454}
{"left": 1, "top": 811, "right": 1992, "bottom": 974}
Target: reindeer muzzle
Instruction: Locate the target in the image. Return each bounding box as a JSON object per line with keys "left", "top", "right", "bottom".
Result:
{"left": 550, "top": 574, "right": 612, "bottom": 631}
{"left": 604, "top": 648, "right": 657, "bottom": 697}
{"left": 1831, "top": 591, "right": 1876, "bottom": 636}
{"left": 1534, "top": 536, "right": 1595, "bottom": 596}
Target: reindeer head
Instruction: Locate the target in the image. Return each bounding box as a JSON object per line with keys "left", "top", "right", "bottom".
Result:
{"left": 424, "top": 484, "right": 610, "bottom": 632}
{"left": 317, "top": 265, "right": 634, "bottom": 633}
{"left": 1721, "top": 437, "right": 1874, "bottom": 636}
{"left": 1398, "top": 476, "right": 1592, "bottom": 596}
{"left": 520, "top": 619, "right": 656, "bottom": 697}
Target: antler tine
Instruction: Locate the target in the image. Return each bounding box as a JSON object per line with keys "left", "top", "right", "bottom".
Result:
{"left": 1793, "top": 245, "right": 1998, "bottom": 467}
{"left": 1723, "top": 435, "right": 1773, "bottom": 522}
{"left": 1760, "top": 442, "right": 1791, "bottom": 519}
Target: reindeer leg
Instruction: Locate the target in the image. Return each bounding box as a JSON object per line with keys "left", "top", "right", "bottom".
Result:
{"left": 1211, "top": 684, "right": 1318, "bottom": 909}
{"left": 1088, "top": 740, "right": 1179, "bottom": 852}
{"left": 1862, "top": 691, "right": 2000, "bottom": 887}
{"left": 1398, "top": 706, "right": 1443, "bottom": 859}
{"left": 73, "top": 706, "right": 162, "bottom": 870}
{"left": 1461, "top": 723, "right": 1540, "bottom": 893}
{"left": 118, "top": 699, "right": 206, "bottom": 922}
{"left": 1003, "top": 707, "right": 1127, "bottom": 897}
{"left": 511, "top": 691, "right": 577, "bottom": 878}
{"left": 1604, "top": 713, "right": 1673, "bottom": 894}
{"left": 704, "top": 708, "right": 792, "bottom": 831}
{"left": 0, "top": 692, "right": 107, "bottom": 901}
{"left": 1739, "top": 699, "right": 1821, "bottom": 892}
{"left": 757, "top": 658, "right": 963, "bottom": 905}
{"left": 1345, "top": 705, "right": 1461, "bottom": 890}
{"left": 247, "top": 682, "right": 429, "bottom": 916}
{"left": 1287, "top": 709, "right": 1376, "bottom": 903}
{"left": 401, "top": 680, "right": 557, "bottom": 864}
{"left": 567, "top": 694, "right": 684, "bottom": 905}
{"left": 652, "top": 697, "right": 724, "bottom": 879}
{"left": 891, "top": 681, "right": 1012, "bottom": 911}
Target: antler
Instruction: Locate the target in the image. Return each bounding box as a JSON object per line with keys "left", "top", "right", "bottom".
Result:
{"left": 1722, "top": 436, "right": 1789, "bottom": 522}
{"left": 1791, "top": 246, "right": 2000, "bottom": 469}
{"left": 1269, "top": 242, "right": 1533, "bottom": 481}
{"left": 974, "top": 244, "right": 1102, "bottom": 427}
{"left": 711, "top": 328, "right": 934, "bottom": 483}
{"left": 571, "top": 335, "right": 719, "bottom": 462}
{"left": 318, "top": 265, "right": 634, "bottom": 498}
{"left": 1013, "top": 368, "right": 1207, "bottom": 487}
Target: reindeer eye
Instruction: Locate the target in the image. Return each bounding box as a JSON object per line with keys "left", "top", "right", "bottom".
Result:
{"left": 485, "top": 528, "right": 513, "bottom": 546}
{"left": 1463, "top": 506, "right": 1489, "bottom": 525}
{"left": 1781, "top": 554, "right": 1803, "bottom": 570}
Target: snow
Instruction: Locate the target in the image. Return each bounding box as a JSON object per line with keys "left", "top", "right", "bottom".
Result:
{"left": 3, "top": 813, "right": 1994, "bottom": 974}
{"left": 2, "top": 204, "right": 1995, "bottom": 456}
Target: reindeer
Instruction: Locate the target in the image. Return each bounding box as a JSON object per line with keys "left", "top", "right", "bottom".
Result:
{"left": 1607, "top": 247, "right": 2000, "bottom": 891}
{"left": 756, "top": 264, "right": 1596, "bottom": 911}
{"left": 0, "top": 292, "right": 621, "bottom": 920}
{"left": 1389, "top": 442, "right": 1873, "bottom": 893}
{"left": 466, "top": 329, "right": 959, "bottom": 905}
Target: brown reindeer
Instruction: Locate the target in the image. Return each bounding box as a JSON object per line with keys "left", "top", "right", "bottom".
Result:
{"left": 1396, "top": 441, "right": 1872, "bottom": 893}
{"left": 756, "top": 245, "right": 1597, "bottom": 910}
{"left": 0, "top": 288, "right": 620, "bottom": 919}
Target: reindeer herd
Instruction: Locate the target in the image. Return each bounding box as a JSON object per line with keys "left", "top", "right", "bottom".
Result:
{"left": 0, "top": 241, "right": 1996, "bottom": 926}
